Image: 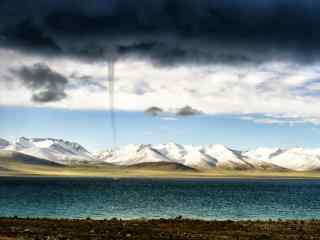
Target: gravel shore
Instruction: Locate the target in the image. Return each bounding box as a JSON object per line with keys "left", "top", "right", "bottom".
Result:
{"left": 0, "top": 218, "right": 319, "bottom": 240}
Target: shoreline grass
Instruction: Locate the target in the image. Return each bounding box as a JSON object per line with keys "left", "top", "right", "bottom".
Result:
{"left": 1, "top": 163, "right": 320, "bottom": 179}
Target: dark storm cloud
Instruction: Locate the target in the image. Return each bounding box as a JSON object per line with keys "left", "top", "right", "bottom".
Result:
{"left": 1, "top": 0, "right": 320, "bottom": 65}
{"left": 11, "top": 63, "right": 68, "bottom": 102}
{"left": 1, "top": 19, "right": 61, "bottom": 55}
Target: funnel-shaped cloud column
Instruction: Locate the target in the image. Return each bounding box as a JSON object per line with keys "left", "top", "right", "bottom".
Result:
{"left": 108, "top": 59, "right": 117, "bottom": 149}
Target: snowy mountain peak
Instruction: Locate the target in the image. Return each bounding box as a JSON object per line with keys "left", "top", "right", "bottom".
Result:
{"left": 15, "top": 137, "right": 91, "bottom": 155}
{"left": 155, "top": 143, "right": 186, "bottom": 159}
{"left": 103, "top": 144, "right": 170, "bottom": 166}
{"left": 165, "top": 142, "right": 184, "bottom": 148}
{"left": 204, "top": 144, "right": 241, "bottom": 160}
{"left": 3, "top": 137, "right": 93, "bottom": 164}
{"left": 206, "top": 144, "right": 228, "bottom": 149}
{"left": 244, "top": 147, "right": 283, "bottom": 161}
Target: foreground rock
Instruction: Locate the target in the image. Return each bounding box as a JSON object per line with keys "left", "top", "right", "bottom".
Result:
{"left": 0, "top": 218, "right": 320, "bottom": 240}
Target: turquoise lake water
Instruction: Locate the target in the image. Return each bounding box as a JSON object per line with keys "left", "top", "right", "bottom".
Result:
{"left": 0, "top": 177, "right": 320, "bottom": 220}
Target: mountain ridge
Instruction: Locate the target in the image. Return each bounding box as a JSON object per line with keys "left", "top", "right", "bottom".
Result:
{"left": 2, "top": 137, "right": 94, "bottom": 165}
{"left": 1, "top": 137, "right": 320, "bottom": 171}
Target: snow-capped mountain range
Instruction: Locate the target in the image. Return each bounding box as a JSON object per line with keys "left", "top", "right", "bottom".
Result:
{"left": 97, "top": 142, "right": 320, "bottom": 171}
{"left": 1, "top": 137, "right": 320, "bottom": 171}
{"left": 0, "top": 137, "right": 94, "bottom": 165}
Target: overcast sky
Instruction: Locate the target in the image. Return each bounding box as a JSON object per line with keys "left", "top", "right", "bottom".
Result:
{"left": 1, "top": 0, "right": 320, "bottom": 150}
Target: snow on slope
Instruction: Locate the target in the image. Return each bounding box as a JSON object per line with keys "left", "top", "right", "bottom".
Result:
{"left": 244, "top": 148, "right": 283, "bottom": 161}
{"left": 266, "top": 148, "right": 320, "bottom": 171}
{"left": 155, "top": 143, "right": 217, "bottom": 169}
{"left": 99, "top": 143, "right": 320, "bottom": 171}
{"left": 243, "top": 147, "right": 320, "bottom": 171}
{"left": 3, "top": 137, "right": 94, "bottom": 164}
{"left": 155, "top": 143, "right": 187, "bottom": 163}
{"left": 95, "top": 149, "right": 113, "bottom": 160}
{"left": 100, "top": 143, "right": 250, "bottom": 170}
{"left": 2, "top": 136, "right": 320, "bottom": 171}
{"left": 180, "top": 145, "right": 217, "bottom": 169}
{"left": 202, "top": 144, "right": 254, "bottom": 169}
{"left": 102, "top": 144, "right": 171, "bottom": 166}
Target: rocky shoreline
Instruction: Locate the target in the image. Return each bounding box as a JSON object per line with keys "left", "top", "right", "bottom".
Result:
{"left": 0, "top": 218, "right": 319, "bottom": 240}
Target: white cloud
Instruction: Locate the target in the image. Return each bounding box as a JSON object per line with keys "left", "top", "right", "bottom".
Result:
{"left": 240, "top": 116, "right": 287, "bottom": 125}
{"left": 2, "top": 48, "right": 320, "bottom": 125}
{"left": 241, "top": 115, "right": 320, "bottom": 126}
{"left": 160, "top": 117, "right": 178, "bottom": 121}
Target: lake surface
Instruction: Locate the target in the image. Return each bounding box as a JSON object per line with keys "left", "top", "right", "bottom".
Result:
{"left": 0, "top": 177, "right": 320, "bottom": 220}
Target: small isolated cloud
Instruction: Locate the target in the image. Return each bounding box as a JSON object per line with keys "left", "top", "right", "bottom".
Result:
{"left": 11, "top": 63, "right": 68, "bottom": 103}
{"left": 241, "top": 116, "right": 287, "bottom": 125}
{"left": 240, "top": 115, "right": 320, "bottom": 126}
{"left": 144, "top": 106, "right": 164, "bottom": 116}
{"left": 160, "top": 117, "right": 178, "bottom": 121}
{"left": 145, "top": 105, "right": 202, "bottom": 118}
{"left": 175, "top": 105, "right": 203, "bottom": 116}
{"left": 31, "top": 89, "right": 66, "bottom": 102}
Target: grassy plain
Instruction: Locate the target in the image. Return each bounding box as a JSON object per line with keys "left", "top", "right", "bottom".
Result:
{"left": 1, "top": 150, "right": 320, "bottom": 179}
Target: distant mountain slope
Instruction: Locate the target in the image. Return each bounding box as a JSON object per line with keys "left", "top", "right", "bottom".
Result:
{"left": 244, "top": 148, "right": 320, "bottom": 171}
{"left": 3, "top": 137, "right": 94, "bottom": 165}
{"left": 0, "top": 150, "right": 63, "bottom": 167}
{"left": 202, "top": 144, "right": 254, "bottom": 169}
{"left": 127, "top": 162, "right": 196, "bottom": 172}
{"left": 266, "top": 148, "right": 320, "bottom": 171}
{"left": 1, "top": 136, "right": 320, "bottom": 171}
{"left": 244, "top": 148, "right": 284, "bottom": 162}
{"left": 103, "top": 144, "right": 171, "bottom": 166}
{"left": 155, "top": 143, "right": 217, "bottom": 169}
{"left": 99, "top": 143, "right": 320, "bottom": 171}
